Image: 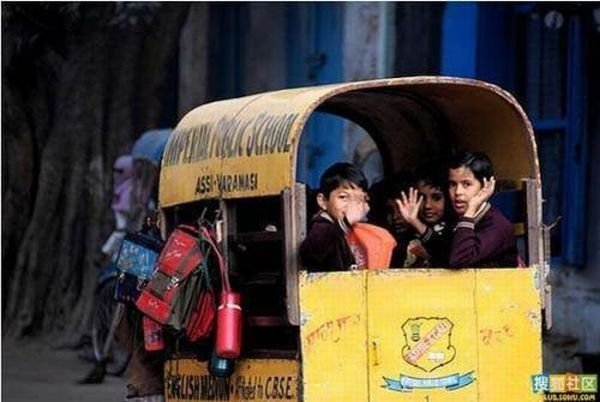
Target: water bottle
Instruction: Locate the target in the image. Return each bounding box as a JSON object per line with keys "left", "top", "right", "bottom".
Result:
{"left": 215, "top": 291, "right": 242, "bottom": 358}
{"left": 209, "top": 350, "right": 235, "bottom": 378}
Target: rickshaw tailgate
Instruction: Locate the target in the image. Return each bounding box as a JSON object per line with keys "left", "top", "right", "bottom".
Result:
{"left": 164, "top": 358, "right": 300, "bottom": 402}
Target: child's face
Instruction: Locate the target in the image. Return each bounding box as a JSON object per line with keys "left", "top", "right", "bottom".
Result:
{"left": 317, "top": 184, "right": 369, "bottom": 224}
{"left": 417, "top": 182, "right": 445, "bottom": 224}
{"left": 448, "top": 166, "right": 482, "bottom": 215}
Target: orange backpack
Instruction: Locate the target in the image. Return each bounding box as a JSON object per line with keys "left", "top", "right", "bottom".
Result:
{"left": 346, "top": 223, "right": 397, "bottom": 269}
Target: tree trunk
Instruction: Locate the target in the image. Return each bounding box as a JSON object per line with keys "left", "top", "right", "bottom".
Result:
{"left": 2, "top": 3, "right": 190, "bottom": 340}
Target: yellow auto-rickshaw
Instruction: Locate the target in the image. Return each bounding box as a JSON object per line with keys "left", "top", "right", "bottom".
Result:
{"left": 158, "top": 76, "right": 550, "bottom": 402}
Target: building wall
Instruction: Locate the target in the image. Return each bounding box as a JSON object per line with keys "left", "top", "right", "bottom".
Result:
{"left": 585, "top": 32, "right": 600, "bottom": 277}
{"left": 341, "top": 3, "right": 392, "bottom": 183}
{"left": 178, "top": 3, "right": 210, "bottom": 118}
{"left": 549, "top": 23, "right": 600, "bottom": 371}
{"left": 177, "top": 4, "right": 287, "bottom": 114}
{"left": 241, "top": 4, "right": 287, "bottom": 95}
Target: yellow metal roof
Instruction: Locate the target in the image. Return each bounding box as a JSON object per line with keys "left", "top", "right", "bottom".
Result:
{"left": 159, "top": 76, "right": 538, "bottom": 207}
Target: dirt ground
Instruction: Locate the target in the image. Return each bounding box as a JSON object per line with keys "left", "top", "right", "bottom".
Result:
{"left": 2, "top": 339, "right": 126, "bottom": 402}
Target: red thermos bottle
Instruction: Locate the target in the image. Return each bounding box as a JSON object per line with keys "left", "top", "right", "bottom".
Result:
{"left": 215, "top": 291, "right": 242, "bottom": 359}
{"left": 143, "top": 315, "right": 164, "bottom": 352}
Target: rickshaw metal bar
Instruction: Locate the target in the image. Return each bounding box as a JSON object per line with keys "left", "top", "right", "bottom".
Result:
{"left": 158, "top": 208, "right": 168, "bottom": 242}
{"left": 220, "top": 199, "right": 236, "bottom": 275}
{"left": 525, "top": 177, "right": 552, "bottom": 330}
{"left": 525, "top": 179, "right": 542, "bottom": 268}
{"left": 283, "top": 183, "right": 307, "bottom": 326}
{"left": 542, "top": 222, "right": 554, "bottom": 330}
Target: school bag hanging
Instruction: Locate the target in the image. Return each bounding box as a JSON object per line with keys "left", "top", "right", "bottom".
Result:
{"left": 184, "top": 256, "right": 217, "bottom": 342}
{"left": 113, "top": 229, "right": 164, "bottom": 303}
{"left": 135, "top": 223, "right": 234, "bottom": 344}
{"left": 135, "top": 225, "right": 205, "bottom": 327}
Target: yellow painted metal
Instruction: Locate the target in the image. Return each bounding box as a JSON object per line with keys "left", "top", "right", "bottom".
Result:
{"left": 298, "top": 268, "right": 542, "bottom": 401}
{"left": 366, "top": 269, "right": 542, "bottom": 402}
{"left": 299, "top": 270, "right": 369, "bottom": 402}
{"left": 163, "top": 270, "right": 541, "bottom": 402}
{"left": 475, "top": 269, "right": 542, "bottom": 402}
{"left": 159, "top": 77, "right": 538, "bottom": 207}
{"left": 164, "top": 357, "right": 300, "bottom": 402}
{"left": 159, "top": 85, "right": 337, "bottom": 206}
{"left": 368, "top": 269, "right": 479, "bottom": 402}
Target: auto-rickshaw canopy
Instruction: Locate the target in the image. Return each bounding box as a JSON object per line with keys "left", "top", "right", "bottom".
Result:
{"left": 159, "top": 76, "right": 539, "bottom": 207}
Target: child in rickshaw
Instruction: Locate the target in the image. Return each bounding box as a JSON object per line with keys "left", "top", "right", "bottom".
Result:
{"left": 300, "top": 162, "right": 370, "bottom": 271}
{"left": 370, "top": 171, "right": 418, "bottom": 267}
{"left": 447, "top": 150, "right": 519, "bottom": 267}
{"left": 395, "top": 166, "right": 453, "bottom": 267}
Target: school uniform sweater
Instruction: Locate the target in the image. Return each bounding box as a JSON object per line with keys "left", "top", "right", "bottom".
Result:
{"left": 300, "top": 213, "right": 356, "bottom": 272}
{"left": 417, "top": 221, "right": 452, "bottom": 267}
{"left": 449, "top": 203, "right": 518, "bottom": 268}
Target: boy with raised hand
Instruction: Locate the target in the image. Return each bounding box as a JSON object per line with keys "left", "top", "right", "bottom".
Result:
{"left": 300, "top": 162, "right": 370, "bottom": 272}
{"left": 447, "top": 150, "right": 518, "bottom": 268}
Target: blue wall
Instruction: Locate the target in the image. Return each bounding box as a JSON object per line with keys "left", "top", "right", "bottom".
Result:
{"left": 287, "top": 3, "right": 345, "bottom": 189}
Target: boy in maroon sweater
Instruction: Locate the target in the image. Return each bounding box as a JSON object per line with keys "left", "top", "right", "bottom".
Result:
{"left": 447, "top": 151, "right": 518, "bottom": 268}
{"left": 300, "top": 163, "right": 370, "bottom": 272}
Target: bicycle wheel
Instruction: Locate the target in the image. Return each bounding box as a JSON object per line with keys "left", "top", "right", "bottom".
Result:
{"left": 91, "top": 279, "right": 129, "bottom": 375}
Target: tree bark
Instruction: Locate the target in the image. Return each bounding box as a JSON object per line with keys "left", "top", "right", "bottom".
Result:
{"left": 2, "top": 3, "right": 190, "bottom": 339}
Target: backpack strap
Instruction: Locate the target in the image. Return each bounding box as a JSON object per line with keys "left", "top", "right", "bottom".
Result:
{"left": 199, "top": 225, "right": 230, "bottom": 293}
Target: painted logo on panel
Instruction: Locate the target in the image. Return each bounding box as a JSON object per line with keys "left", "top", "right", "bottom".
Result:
{"left": 401, "top": 317, "right": 456, "bottom": 373}
{"left": 382, "top": 316, "right": 475, "bottom": 392}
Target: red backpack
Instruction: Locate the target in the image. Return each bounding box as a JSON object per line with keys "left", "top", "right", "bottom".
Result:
{"left": 135, "top": 224, "right": 228, "bottom": 342}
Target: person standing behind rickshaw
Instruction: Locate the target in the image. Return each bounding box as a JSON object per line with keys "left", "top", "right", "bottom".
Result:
{"left": 100, "top": 155, "right": 134, "bottom": 260}
{"left": 116, "top": 129, "right": 171, "bottom": 402}
{"left": 447, "top": 150, "right": 519, "bottom": 268}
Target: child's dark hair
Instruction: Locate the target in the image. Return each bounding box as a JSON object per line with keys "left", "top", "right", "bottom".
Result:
{"left": 449, "top": 151, "right": 494, "bottom": 185}
{"left": 416, "top": 164, "right": 456, "bottom": 223}
{"left": 384, "top": 171, "right": 416, "bottom": 199}
{"left": 319, "top": 162, "right": 368, "bottom": 198}
{"left": 415, "top": 165, "right": 447, "bottom": 190}
{"left": 366, "top": 172, "right": 413, "bottom": 225}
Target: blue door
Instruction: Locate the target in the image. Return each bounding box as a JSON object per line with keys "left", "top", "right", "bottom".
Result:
{"left": 287, "top": 3, "right": 345, "bottom": 188}
{"left": 441, "top": 3, "right": 589, "bottom": 266}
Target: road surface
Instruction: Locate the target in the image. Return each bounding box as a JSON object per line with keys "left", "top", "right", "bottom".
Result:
{"left": 2, "top": 339, "right": 126, "bottom": 402}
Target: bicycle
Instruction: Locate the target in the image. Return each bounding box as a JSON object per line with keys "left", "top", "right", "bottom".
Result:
{"left": 79, "top": 260, "right": 130, "bottom": 384}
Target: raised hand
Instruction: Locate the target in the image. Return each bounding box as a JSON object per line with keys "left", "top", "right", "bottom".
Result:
{"left": 345, "top": 191, "right": 370, "bottom": 225}
{"left": 395, "top": 187, "right": 427, "bottom": 235}
{"left": 466, "top": 176, "right": 496, "bottom": 216}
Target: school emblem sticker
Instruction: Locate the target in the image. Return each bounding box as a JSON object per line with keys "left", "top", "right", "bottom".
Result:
{"left": 382, "top": 317, "right": 475, "bottom": 392}
{"left": 401, "top": 317, "right": 456, "bottom": 372}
